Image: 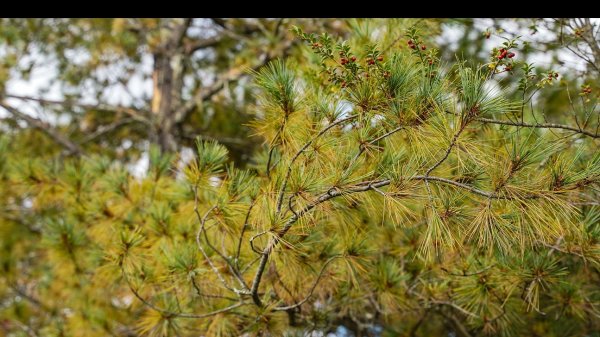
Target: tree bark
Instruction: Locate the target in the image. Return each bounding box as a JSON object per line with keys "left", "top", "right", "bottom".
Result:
{"left": 150, "top": 19, "right": 190, "bottom": 152}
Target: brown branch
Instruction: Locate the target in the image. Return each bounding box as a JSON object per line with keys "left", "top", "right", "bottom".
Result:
{"left": 431, "top": 299, "right": 479, "bottom": 319}
{"left": 441, "top": 264, "right": 496, "bottom": 277}
{"left": 8, "top": 283, "right": 53, "bottom": 314}
{"left": 190, "top": 276, "right": 238, "bottom": 302}
{"left": 80, "top": 118, "right": 137, "bottom": 144}
{"left": 275, "top": 114, "right": 359, "bottom": 212}
{"left": 9, "top": 319, "right": 38, "bottom": 337}
{"left": 184, "top": 35, "right": 223, "bottom": 55}
{"left": 174, "top": 39, "right": 295, "bottom": 125}
{"left": 123, "top": 268, "right": 245, "bottom": 319}
{"left": 1, "top": 101, "right": 82, "bottom": 155}
{"left": 443, "top": 312, "right": 475, "bottom": 337}
{"left": 4, "top": 94, "right": 150, "bottom": 124}
{"left": 194, "top": 201, "right": 240, "bottom": 294}
{"left": 250, "top": 174, "right": 538, "bottom": 306}
{"left": 475, "top": 117, "right": 600, "bottom": 138}
{"left": 273, "top": 255, "right": 342, "bottom": 311}
{"left": 167, "top": 18, "right": 192, "bottom": 50}
{"left": 411, "top": 176, "right": 498, "bottom": 199}
{"left": 200, "top": 216, "right": 250, "bottom": 291}
{"left": 235, "top": 201, "right": 255, "bottom": 269}
{"left": 425, "top": 123, "right": 468, "bottom": 177}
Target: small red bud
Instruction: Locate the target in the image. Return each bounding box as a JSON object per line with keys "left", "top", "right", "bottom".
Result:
{"left": 421, "top": 45, "right": 426, "bottom": 50}
{"left": 507, "top": 52, "right": 515, "bottom": 58}
{"left": 408, "top": 39, "right": 414, "bottom": 45}
{"left": 350, "top": 56, "right": 357, "bottom": 62}
{"left": 377, "top": 55, "right": 384, "bottom": 62}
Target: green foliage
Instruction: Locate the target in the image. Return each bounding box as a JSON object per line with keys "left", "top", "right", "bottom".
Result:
{"left": 1, "top": 18, "right": 599, "bottom": 337}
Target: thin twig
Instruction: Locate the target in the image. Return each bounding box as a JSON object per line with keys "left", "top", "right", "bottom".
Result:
{"left": 275, "top": 114, "right": 358, "bottom": 213}
{"left": 193, "top": 200, "right": 239, "bottom": 294}
{"left": 273, "top": 255, "right": 342, "bottom": 311}
{"left": 476, "top": 117, "right": 599, "bottom": 138}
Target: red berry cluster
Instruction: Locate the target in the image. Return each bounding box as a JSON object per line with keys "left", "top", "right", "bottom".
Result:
{"left": 547, "top": 71, "right": 559, "bottom": 80}
{"left": 582, "top": 86, "right": 592, "bottom": 94}
{"left": 407, "top": 39, "right": 427, "bottom": 51}
{"left": 365, "top": 55, "right": 383, "bottom": 66}
{"left": 497, "top": 48, "right": 515, "bottom": 60}
{"left": 339, "top": 51, "right": 358, "bottom": 65}
{"left": 311, "top": 42, "right": 323, "bottom": 49}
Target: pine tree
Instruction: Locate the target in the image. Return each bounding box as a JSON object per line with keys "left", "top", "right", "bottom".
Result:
{"left": 1, "top": 19, "right": 599, "bottom": 337}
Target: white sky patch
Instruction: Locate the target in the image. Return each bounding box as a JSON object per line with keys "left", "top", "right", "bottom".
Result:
{"left": 128, "top": 150, "right": 149, "bottom": 179}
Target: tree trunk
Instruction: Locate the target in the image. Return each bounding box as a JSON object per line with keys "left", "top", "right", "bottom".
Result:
{"left": 151, "top": 52, "right": 177, "bottom": 152}
{"left": 150, "top": 19, "right": 190, "bottom": 152}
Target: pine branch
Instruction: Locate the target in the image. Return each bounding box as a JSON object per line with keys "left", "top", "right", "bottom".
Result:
{"left": 425, "top": 123, "right": 468, "bottom": 177}
{"left": 275, "top": 114, "right": 359, "bottom": 213}
{"left": 193, "top": 188, "right": 249, "bottom": 294}
{"left": 123, "top": 268, "right": 246, "bottom": 319}
{"left": 251, "top": 176, "right": 509, "bottom": 306}
{"left": 273, "top": 255, "right": 342, "bottom": 311}
{"left": 194, "top": 202, "right": 237, "bottom": 294}
{"left": 235, "top": 201, "right": 255, "bottom": 269}
{"left": 475, "top": 117, "right": 600, "bottom": 138}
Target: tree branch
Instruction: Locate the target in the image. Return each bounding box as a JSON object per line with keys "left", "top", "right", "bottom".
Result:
{"left": 174, "top": 39, "right": 295, "bottom": 125}
{"left": 194, "top": 202, "right": 238, "bottom": 294}
{"left": 250, "top": 174, "right": 542, "bottom": 306}
{"left": 275, "top": 114, "right": 359, "bottom": 213}
{"left": 475, "top": 117, "right": 600, "bottom": 138}
{"left": 79, "top": 118, "right": 137, "bottom": 144}
{"left": 273, "top": 255, "right": 341, "bottom": 311}
{"left": 0, "top": 101, "right": 82, "bottom": 155}
{"left": 123, "top": 268, "right": 246, "bottom": 319}
{"left": 4, "top": 94, "right": 150, "bottom": 125}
